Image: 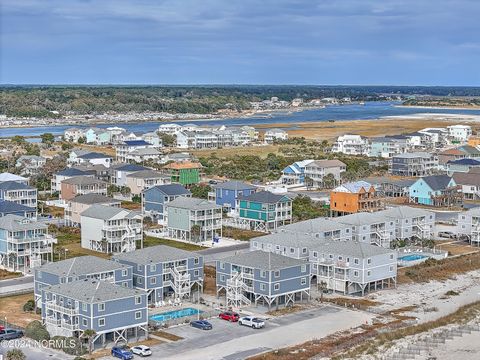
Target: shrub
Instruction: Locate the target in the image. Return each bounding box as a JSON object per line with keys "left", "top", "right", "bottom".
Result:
{"left": 63, "top": 337, "right": 87, "bottom": 356}
{"left": 23, "top": 299, "right": 35, "bottom": 312}
{"left": 50, "top": 336, "right": 66, "bottom": 349}
{"left": 24, "top": 320, "right": 50, "bottom": 341}
{"left": 6, "top": 348, "right": 26, "bottom": 360}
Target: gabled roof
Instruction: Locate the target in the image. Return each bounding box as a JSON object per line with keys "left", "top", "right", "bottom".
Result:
{"left": 77, "top": 152, "right": 112, "bottom": 160}
{"left": 452, "top": 172, "right": 480, "bottom": 187}
{"left": 447, "top": 158, "right": 480, "bottom": 166}
{"left": 62, "top": 176, "right": 107, "bottom": 186}
{"left": 306, "top": 159, "right": 346, "bottom": 168}
{"left": 213, "top": 180, "right": 256, "bottom": 191}
{"left": 0, "top": 181, "right": 35, "bottom": 191}
{"left": 458, "top": 145, "right": 480, "bottom": 156}
{"left": 38, "top": 255, "right": 128, "bottom": 277}
{"left": 129, "top": 148, "right": 160, "bottom": 156}
{"left": 0, "top": 200, "right": 35, "bottom": 214}
{"left": 381, "top": 206, "right": 434, "bottom": 220}
{"left": 55, "top": 168, "right": 90, "bottom": 177}
{"left": 121, "top": 140, "right": 152, "bottom": 146}
{"left": 112, "top": 245, "right": 199, "bottom": 265}
{"left": 277, "top": 217, "right": 351, "bottom": 234}
{"left": 81, "top": 204, "right": 141, "bottom": 220}
{"left": 70, "top": 194, "right": 120, "bottom": 205}
{"left": 333, "top": 181, "right": 373, "bottom": 194}
{"left": 0, "top": 173, "right": 27, "bottom": 183}
{"left": 220, "top": 251, "right": 305, "bottom": 270}
{"left": 45, "top": 279, "right": 145, "bottom": 303}
{"left": 167, "top": 197, "right": 220, "bottom": 210}
{"left": 126, "top": 170, "right": 168, "bottom": 179}
{"left": 253, "top": 232, "right": 323, "bottom": 248}
{"left": 237, "top": 190, "right": 290, "bottom": 204}
{"left": 439, "top": 148, "right": 465, "bottom": 156}
{"left": 421, "top": 175, "right": 455, "bottom": 191}
{"left": 310, "top": 241, "right": 394, "bottom": 258}
{"left": 145, "top": 184, "right": 191, "bottom": 196}
{"left": 112, "top": 163, "right": 148, "bottom": 172}
{"left": 0, "top": 215, "right": 46, "bottom": 231}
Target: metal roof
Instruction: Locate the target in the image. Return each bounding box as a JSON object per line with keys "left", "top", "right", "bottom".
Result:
{"left": 112, "top": 245, "right": 199, "bottom": 265}
{"left": 0, "top": 200, "right": 35, "bottom": 214}
{"left": 45, "top": 279, "right": 145, "bottom": 303}
{"left": 0, "top": 173, "right": 28, "bottom": 183}
{"left": 220, "top": 250, "right": 306, "bottom": 270}
{"left": 333, "top": 181, "right": 373, "bottom": 194}
{"left": 38, "top": 255, "right": 129, "bottom": 277}
{"left": 122, "top": 140, "right": 152, "bottom": 146}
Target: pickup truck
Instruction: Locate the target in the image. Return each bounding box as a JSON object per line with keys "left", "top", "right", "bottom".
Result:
{"left": 238, "top": 316, "right": 265, "bottom": 329}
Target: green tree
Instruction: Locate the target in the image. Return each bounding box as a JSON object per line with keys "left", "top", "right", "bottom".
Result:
{"left": 11, "top": 136, "right": 26, "bottom": 145}
{"left": 292, "top": 195, "right": 328, "bottom": 221}
{"left": 81, "top": 329, "right": 96, "bottom": 354}
{"left": 322, "top": 173, "right": 336, "bottom": 189}
{"left": 190, "top": 184, "right": 212, "bottom": 199}
{"left": 6, "top": 349, "right": 26, "bottom": 360}
{"left": 191, "top": 224, "right": 201, "bottom": 242}
{"left": 41, "top": 133, "right": 55, "bottom": 144}
{"left": 158, "top": 132, "right": 177, "bottom": 146}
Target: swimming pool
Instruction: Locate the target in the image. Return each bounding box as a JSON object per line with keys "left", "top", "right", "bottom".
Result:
{"left": 150, "top": 307, "right": 202, "bottom": 322}
{"left": 398, "top": 254, "right": 428, "bottom": 262}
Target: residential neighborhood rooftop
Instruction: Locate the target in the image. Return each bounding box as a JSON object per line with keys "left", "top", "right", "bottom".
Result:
{"left": 220, "top": 250, "right": 306, "bottom": 270}
{"left": 38, "top": 255, "right": 128, "bottom": 276}
{"left": 81, "top": 204, "right": 141, "bottom": 220}
{"left": 112, "top": 245, "right": 199, "bottom": 265}
{"left": 70, "top": 193, "right": 120, "bottom": 205}
{"left": 237, "top": 190, "right": 289, "bottom": 203}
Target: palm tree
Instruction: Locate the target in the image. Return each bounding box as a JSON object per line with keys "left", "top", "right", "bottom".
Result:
{"left": 6, "top": 349, "right": 26, "bottom": 360}
{"left": 82, "top": 329, "right": 97, "bottom": 354}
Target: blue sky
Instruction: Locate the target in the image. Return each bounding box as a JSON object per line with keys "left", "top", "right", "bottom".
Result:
{"left": 1, "top": 0, "right": 479, "bottom": 85}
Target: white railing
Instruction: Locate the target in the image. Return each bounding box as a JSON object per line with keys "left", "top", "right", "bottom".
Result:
{"left": 45, "top": 302, "right": 79, "bottom": 316}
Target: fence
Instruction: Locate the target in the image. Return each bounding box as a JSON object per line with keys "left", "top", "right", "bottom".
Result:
{"left": 148, "top": 309, "right": 220, "bottom": 329}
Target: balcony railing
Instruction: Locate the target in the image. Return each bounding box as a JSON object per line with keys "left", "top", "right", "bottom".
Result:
{"left": 45, "top": 302, "right": 79, "bottom": 316}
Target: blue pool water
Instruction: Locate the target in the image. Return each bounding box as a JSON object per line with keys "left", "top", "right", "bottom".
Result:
{"left": 150, "top": 307, "right": 202, "bottom": 322}
{"left": 399, "top": 254, "right": 428, "bottom": 262}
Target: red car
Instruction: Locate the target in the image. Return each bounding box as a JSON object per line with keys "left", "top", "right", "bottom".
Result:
{"left": 218, "top": 311, "right": 240, "bottom": 322}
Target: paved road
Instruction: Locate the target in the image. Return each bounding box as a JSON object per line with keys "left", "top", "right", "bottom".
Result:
{"left": 102, "top": 305, "right": 372, "bottom": 360}
{"left": 0, "top": 275, "right": 34, "bottom": 296}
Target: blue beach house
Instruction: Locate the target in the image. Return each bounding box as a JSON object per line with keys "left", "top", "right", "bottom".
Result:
{"left": 212, "top": 180, "right": 256, "bottom": 210}
{"left": 142, "top": 184, "right": 191, "bottom": 224}
{"left": 409, "top": 175, "right": 459, "bottom": 206}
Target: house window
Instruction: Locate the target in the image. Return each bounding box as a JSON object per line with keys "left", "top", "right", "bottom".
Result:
{"left": 220, "top": 262, "right": 225, "bottom": 269}
{"left": 135, "top": 296, "right": 142, "bottom": 305}
{"left": 194, "top": 270, "right": 199, "bottom": 277}
{"left": 122, "top": 269, "right": 128, "bottom": 277}
{"left": 301, "top": 264, "right": 307, "bottom": 273}
{"left": 261, "top": 270, "right": 267, "bottom": 278}
{"left": 135, "top": 311, "right": 142, "bottom": 320}
{"left": 123, "top": 282, "right": 128, "bottom": 287}
{"left": 138, "top": 277, "right": 143, "bottom": 284}
{"left": 274, "top": 270, "right": 280, "bottom": 277}
{"left": 353, "top": 270, "right": 359, "bottom": 277}
{"left": 220, "top": 275, "right": 225, "bottom": 282}
{"left": 302, "top": 248, "right": 307, "bottom": 254}
{"left": 274, "top": 283, "right": 280, "bottom": 291}
{"left": 137, "top": 265, "right": 142, "bottom": 272}
{"left": 338, "top": 256, "right": 343, "bottom": 261}
{"left": 367, "top": 258, "right": 372, "bottom": 265}
{"left": 98, "top": 318, "right": 105, "bottom": 327}
{"left": 260, "top": 283, "right": 266, "bottom": 291}
{"left": 390, "top": 254, "right": 394, "bottom": 260}
{"left": 194, "top": 257, "right": 200, "bottom": 265}
{"left": 82, "top": 318, "right": 88, "bottom": 327}
{"left": 151, "top": 277, "right": 156, "bottom": 285}
{"left": 301, "top": 278, "right": 307, "bottom": 285}
{"left": 290, "top": 248, "right": 295, "bottom": 253}
{"left": 367, "top": 271, "right": 371, "bottom": 277}
{"left": 150, "top": 264, "right": 156, "bottom": 272}
{"left": 313, "top": 251, "right": 318, "bottom": 258}
{"left": 82, "top": 303, "right": 87, "bottom": 312}
{"left": 98, "top": 303, "right": 105, "bottom": 312}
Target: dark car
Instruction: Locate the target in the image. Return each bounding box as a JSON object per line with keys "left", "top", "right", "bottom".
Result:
{"left": 111, "top": 346, "right": 134, "bottom": 360}
{"left": 0, "top": 329, "right": 24, "bottom": 340}
{"left": 219, "top": 311, "right": 240, "bottom": 322}
{"left": 190, "top": 320, "right": 213, "bottom": 330}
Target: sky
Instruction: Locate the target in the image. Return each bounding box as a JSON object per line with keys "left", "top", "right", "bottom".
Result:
{"left": 1, "top": 0, "right": 479, "bottom": 85}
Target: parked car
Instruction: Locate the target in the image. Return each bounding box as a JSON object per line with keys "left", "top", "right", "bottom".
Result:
{"left": 219, "top": 311, "right": 240, "bottom": 322}
{"left": 238, "top": 316, "right": 265, "bottom": 329}
{"left": 111, "top": 346, "right": 134, "bottom": 360}
{"left": 131, "top": 345, "right": 152, "bottom": 357}
{"left": 0, "top": 329, "right": 23, "bottom": 340}
{"left": 190, "top": 320, "right": 213, "bottom": 330}
{"left": 438, "top": 231, "right": 457, "bottom": 239}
